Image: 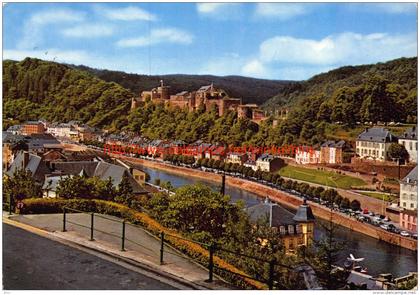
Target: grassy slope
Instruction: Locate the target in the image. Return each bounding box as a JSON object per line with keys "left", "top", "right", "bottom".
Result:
{"left": 278, "top": 165, "right": 367, "bottom": 189}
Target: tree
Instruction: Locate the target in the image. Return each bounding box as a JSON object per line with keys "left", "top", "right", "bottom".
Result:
{"left": 350, "top": 199, "right": 361, "bottom": 211}
{"left": 3, "top": 169, "right": 42, "bottom": 204}
{"left": 115, "top": 172, "right": 134, "bottom": 206}
{"left": 304, "top": 213, "right": 349, "bottom": 289}
{"left": 387, "top": 143, "right": 409, "bottom": 162}
{"left": 56, "top": 175, "right": 93, "bottom": 199}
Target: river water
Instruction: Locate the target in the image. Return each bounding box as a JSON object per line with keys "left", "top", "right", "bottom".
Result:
{"left": 133, "top": 162, "right": 417, "bottom": 277}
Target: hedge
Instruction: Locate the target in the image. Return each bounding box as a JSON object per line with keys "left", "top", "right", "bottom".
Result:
{"left": 20, "top": 198, "right": 266, "bottom": 289}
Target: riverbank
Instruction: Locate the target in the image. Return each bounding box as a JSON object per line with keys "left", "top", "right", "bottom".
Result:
{"left": 121, "top": 156, "right": 417, "bottom": 251}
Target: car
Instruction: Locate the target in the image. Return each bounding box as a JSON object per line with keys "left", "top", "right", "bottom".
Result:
{"left": 412, "top": 234, "right": 417, "bottom": 240}
{"left": 400, "top": 231, "right": 410, "bottom": 237}
{"left": 383, "top": 217, "right": 390, "bottom": 222}
{"left": 368, "top": 212, "right": 375, "bottom": 216}
{"left": 380, "top": 224, "right": 389, "bottom": 230}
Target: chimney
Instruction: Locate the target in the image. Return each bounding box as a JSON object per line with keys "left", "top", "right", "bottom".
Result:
{"left": 23, "top": 151, "right": 29, "bottom": 168}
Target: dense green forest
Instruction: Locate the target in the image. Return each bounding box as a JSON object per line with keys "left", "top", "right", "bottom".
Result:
{"left": 264, "top": 57, "right": 417, "bottom": 125}
{"left": 3, "top": 58, "right": 133, "bottom": 131}
{"left": 3, "top": 57, "right": 417, "bottom": 147}
{"left": 71, "top": 64, "right": 290, "bottom": 105}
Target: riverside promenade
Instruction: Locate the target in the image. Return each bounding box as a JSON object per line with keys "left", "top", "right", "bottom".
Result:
{"left": 3, "top": 212, "right": 231, "bottom": 290}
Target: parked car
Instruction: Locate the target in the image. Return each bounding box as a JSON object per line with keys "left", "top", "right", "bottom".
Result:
{"left": 380, "top": 224, "right": 389, "bottom": 230}
{"left": 400, "top": 231, "right": 410, "bottom": 237}
{"left": 383, "top": 217, "right": 390, "bottom": 222}
{"left": 412, "top": 233, "right": 417, "bottom": 240}
{"left": 368, "top": 212, "right": 375, "bottom": 216}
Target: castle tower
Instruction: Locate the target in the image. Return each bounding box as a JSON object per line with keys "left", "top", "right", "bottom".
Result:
{"left": 293, "top": 198, "right": 315, "bottom": 247}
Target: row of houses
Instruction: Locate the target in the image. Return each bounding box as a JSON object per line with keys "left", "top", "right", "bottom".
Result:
{"left": 5, "top": 150, "right": 148, "bottom": 199}
{"left": 294, "top": 127, "right": 418, "bottom": 165}
{"left": 7, "top": 120, "right": 103, "bottom": 143}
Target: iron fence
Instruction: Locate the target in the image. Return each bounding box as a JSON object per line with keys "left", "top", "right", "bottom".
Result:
{"left": 61, "top": 207, "right": 292, "bottom": 289}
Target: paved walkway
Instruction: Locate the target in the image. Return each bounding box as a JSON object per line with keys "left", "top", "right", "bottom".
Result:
{"left": 6, "top": 213, "right": 230, "bottom": 290}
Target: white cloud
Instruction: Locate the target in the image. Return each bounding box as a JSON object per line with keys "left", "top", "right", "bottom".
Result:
{"left": 116, "top": 28, "right": 193, "bottom": 48}
{"left": 196, "top": 3, "right": 241, "bottom": 19}
{"left": 3, "top": 49, "right": 91, "bottom": 65}
{"left": 241, "top": 60, "right": 267, "bottom": 78}
{"left": 29, "top": 9, "right": 85, "bottom": 25}
{"left": 197, "top": 3, "right": 229, "bottom": 13}
{"left": 62, "top": 24, "right": 114, "bottom": 38}
{"left": 255, "top": 3, "right": 310, "bottom": 20}
{"left": 100, "top": 6, "right": 157, "bottom": 21}
{"left": 18, "top": 9, "right": 85, "bottom": 49}
{"left": 258, "top": 32, "right": 417, "bottom": 66}
{"left": 350, "top": 3, "right": 417, "bottom": 14}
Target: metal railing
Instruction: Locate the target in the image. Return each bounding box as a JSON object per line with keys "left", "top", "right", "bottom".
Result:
{"left": 61, "top": 207, "right": 292, "bottom": 289}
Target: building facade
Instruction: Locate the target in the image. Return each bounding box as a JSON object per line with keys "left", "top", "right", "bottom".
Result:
{"left": 399, "top": 166, "right": 417, "bottom": 210}
{"left": 398, "top": 126, "right": 417, "bottom": 163}
{"left": 22, "top": 121, "right": 45, "bottom": 136}
{"left": 256, "top": 154, "right": 283, "bottom": 172}
{"left": 295, "top": 147, "right": 320, "bottom": 165}
{"left": 320, "top": 140, "right": 345, "bottom": 164}
{"left": 356, "top": 127, "right": 397, "bottom": 161}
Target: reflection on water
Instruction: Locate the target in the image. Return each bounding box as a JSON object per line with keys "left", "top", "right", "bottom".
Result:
{"left": 137, "top": 163, "right": 417, "bottom": 277}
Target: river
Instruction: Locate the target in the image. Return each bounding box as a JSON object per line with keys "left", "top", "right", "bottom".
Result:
{"left": 134, "top": 162, "right": 417, "bottom": 277}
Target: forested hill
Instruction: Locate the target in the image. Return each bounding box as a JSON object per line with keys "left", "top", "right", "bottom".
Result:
{"left": 3, "top": 58, "right": 133, "bottom": 131}
{"left": 263, "top": 57, "right": 417, "bottom": 124}
{"left": 71, "top": 65, "right": 290, "bottom": 105}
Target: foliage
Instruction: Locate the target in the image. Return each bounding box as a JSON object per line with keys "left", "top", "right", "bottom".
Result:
{"left": 264, "top": 57, "right": 417, "bottom": 143}
{"left": 387, "top": 143, "right": 409, "bottom": 162}
{"left": 55, "top": 175, "right": 116, "bottom": 200}
{"left": 3, "top": 169, "right": 42, "bottom": 202}
{"left": 3, "top": 58, "right": 132, "bottom": 131}
{"left": 303, "top": 215, "right": 349, "bottom": 289}
{"left": 72, "top": 64, "right": 290, "bottom": 105}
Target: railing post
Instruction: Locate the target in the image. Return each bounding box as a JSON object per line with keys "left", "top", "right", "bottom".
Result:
{"left": 62, "top": 208, "right": 67, "bottom": 232}
{"left": 160, "top": 232, "right": 164, "bottom": 265}
{"left": 268, "top": 258, "right": 276, "bottom": 290}
{"left": 8, "top": 194, "right": 13, "bottom": 215}
{"left": 121, "top": 220, "right": 126, "bottom": 251}
{"left": 207, "top": 243, "right": 215, "bottom": 283}
{"left": 90, "top": 213, "right": 94, "bottom": 241}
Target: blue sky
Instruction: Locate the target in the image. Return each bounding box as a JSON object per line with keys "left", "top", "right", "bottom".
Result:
{"left": 3, "top": 2, "right": 417, "bottom": 80}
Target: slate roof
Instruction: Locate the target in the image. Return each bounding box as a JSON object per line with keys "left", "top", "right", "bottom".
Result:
{"left": 52, "top": 161, "right": 147, "bottom": 194}
{"left": 293, "top": 199, "right": 316, "bottom": 223}
{"left": 357, "top": 127, "right": 397, "bottom": 143}
{"left": 399, "top": 126, "right": 417, "bottom": 140}
{"left": 321, "top": 140, "right": 346, "bottom": 148}
{"left": 402, "top": 166, "right": 417, "bottom": 185}
{"left": 257, "top": 154, "right": 275, "bottom": 162}
{"left": 6, "top": 151, "right": 51, "bottom": 183}
{"left": 246, "top": 199, "right": 297, "bottom": 227}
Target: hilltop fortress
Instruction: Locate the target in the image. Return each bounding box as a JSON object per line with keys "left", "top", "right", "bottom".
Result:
{"left": 131, "top": 81, "right": 277, "bottom": 123}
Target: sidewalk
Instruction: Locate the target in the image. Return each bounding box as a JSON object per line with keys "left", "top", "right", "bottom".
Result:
{"left": 5, "top": 212, "right": 232, "bottom": 290}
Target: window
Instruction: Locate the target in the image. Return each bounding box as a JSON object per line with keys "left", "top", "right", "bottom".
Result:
{"left": 410, "top": 142, "right": 413, "bottom": 150}
{"left": 411, "top": 203, "right": 414, "bottom": 208}
{"left": 403, "top": 202, "right": 407, "bottom": 207}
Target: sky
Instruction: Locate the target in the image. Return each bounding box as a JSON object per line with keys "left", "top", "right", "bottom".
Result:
{"left": 2, "top": 2, "right": 418, "bottom": 80}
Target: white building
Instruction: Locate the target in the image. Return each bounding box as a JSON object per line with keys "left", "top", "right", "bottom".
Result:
{"left": 355, "top": 127, "right": 397, "bottom": 161}
{"left": 295, "top": 147, "right": 320, "bottom": 165}
{"left": 398, "top": 126, "right": 417, "bottom": 163}
{"left": 256, "top": 154, "right": 283, "bottom": 172}
{"left": 400, "top": 166, "right": 417, "bottom": 210}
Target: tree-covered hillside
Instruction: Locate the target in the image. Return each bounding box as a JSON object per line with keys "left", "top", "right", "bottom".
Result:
{"left": 3, "top": 58, "right": 133, "bottom": 131}
{"left": 264, "top": 57, "right": 417, "bottom": 125}
{"left": 72, "top": 65, "right": 290, "bottom": 105}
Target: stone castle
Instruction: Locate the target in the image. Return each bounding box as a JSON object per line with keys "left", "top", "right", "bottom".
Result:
{"left": 131, "top": 81, "right": 271, "bottom": 122}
